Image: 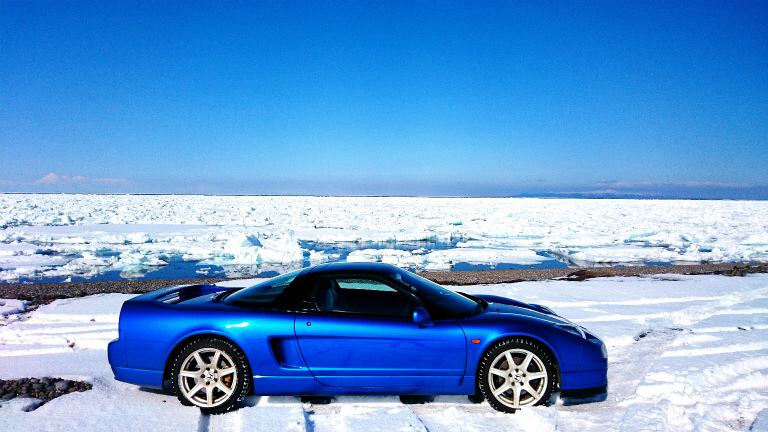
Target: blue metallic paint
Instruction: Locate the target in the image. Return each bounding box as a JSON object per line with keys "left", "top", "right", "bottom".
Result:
{"left": 108, "top": 262, "right": 608, "bottom": 399}
{"left": 295, "top": 312, "right": 466, "bottom": 387}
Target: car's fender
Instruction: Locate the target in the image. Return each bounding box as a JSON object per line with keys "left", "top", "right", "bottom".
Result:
{"left": 456, "top": 312, "right": 587, "bottom": 378}
{"left": 118, "top": 298, "right": 311, "bottom": 383}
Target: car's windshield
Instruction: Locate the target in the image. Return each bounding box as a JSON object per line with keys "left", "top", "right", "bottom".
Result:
{"left": 388, "top": 267, "right": 479, "bottom": 319}
{"left": 223, "top": 269, "right": 302, "bottom": 306}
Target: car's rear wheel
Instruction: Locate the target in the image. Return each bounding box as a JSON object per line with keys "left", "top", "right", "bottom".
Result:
{"left": 172, "top": 338, "right": 251, "bottom": 414}
{"left": 478, "top": 338, "right": 554, "bottom": 413}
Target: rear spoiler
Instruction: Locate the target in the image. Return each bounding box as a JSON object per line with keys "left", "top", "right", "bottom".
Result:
{"left": 129, "top": 284, "right": 236, "bottom": 305}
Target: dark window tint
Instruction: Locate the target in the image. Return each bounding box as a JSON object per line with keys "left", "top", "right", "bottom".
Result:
{"left": 223, "top": 269, "right": 302, "bottom": 307}
{"left": 311, "top": 276, "right": 419, "bottom": 319}
{"left": 388, "top": 268, "right": 478, "bottom": 319}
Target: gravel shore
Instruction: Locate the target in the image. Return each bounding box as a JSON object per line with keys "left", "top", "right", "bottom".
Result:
{"left": 422, "top": 263, "right": 768, "bottom": 285}
{"left": 2, "top": 263, "right": 766, "bottom": 304}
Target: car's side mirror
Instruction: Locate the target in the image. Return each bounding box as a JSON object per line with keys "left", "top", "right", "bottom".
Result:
{"left": 413, "top": 307, "right": 434, "bottom": 327}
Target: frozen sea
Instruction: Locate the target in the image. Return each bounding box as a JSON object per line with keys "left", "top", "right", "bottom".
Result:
{"left": 1, "top": 194, "right": 767, "bottom": 283}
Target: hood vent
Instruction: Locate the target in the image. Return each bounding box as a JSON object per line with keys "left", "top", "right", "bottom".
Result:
{"left": 158, "top": 292, "right": 182, "bottom": 304}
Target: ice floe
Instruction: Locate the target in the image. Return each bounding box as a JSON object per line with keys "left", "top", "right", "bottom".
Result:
{"left": 1, "top": 194, "right": 767, "bottom": 282}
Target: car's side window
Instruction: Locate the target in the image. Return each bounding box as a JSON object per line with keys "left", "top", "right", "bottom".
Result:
{"left": 223, "top": 269, "right": 301, "bottom": 308}
{"left": 336, "top": 278, "right": 397, "bottom": 292}
{"left": 311, "top": 276, "right": 420, "bottom": 319}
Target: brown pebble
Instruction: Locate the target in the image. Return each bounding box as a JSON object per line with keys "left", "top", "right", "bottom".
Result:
{"left": 2, "top": 265, "right": 766, "bottom": 304}
{"left": 0, "top": 378, "right": 92, "bottom": 403}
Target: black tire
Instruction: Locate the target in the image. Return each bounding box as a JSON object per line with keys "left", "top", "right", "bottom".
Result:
{"left": 172, "top": 338, "right": 251, "bottom": 414}
{"left": 478, "top": 338, "right": 555, "bottom": 413}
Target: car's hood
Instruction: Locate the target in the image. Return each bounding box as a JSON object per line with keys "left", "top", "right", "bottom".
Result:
{"left": 473, "top": 294, "right": 571, "bottom": 325}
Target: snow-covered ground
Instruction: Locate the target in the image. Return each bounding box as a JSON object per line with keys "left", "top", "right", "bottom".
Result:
{"left": 1, "top": 274, "right": 767, "bottom": 431}
{"left": 2, "top": 194, "right": 767, "bottom": 282}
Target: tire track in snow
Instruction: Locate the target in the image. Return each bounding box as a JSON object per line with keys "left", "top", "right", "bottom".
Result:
{"left": 198, "top": 413, "right": 210, "bottom": 432}
{"left": 545, "top": 295, "right": 728, "bottom": 308}
{"left": 0, "top": 294, "right": 130, "bottom": 358}
{"left": 661, "top": 341, "right": 768, "bottom": 357}
{"left": 586, "top": 327, "right": 679, "bottom": 413}
{"left": 573, "top": 288, "right": 768, "bottom": 326}
{"left": 564, "top": 286, "right": 768, "bottom": 417}
{"left": 300, "top": 396, "right": 429, "bottom": 432}
{"left": 203, "top": 396, "right": 308, "bottom": 432}
{"left": 613, "top": 286, "right": 768, "bottom": 431}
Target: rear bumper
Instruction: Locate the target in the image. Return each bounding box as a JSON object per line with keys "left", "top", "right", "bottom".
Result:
{"left": 111, "top": 366, "right": 164, "bottom": 389}
{"left": 109, "top": 332, "right": 164, "bottom": 389}
{"left": 107, "top": 332, "right": 127, "bottom": 367}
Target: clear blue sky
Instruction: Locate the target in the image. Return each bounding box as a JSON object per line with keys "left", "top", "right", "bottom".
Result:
{"left": 2, "top": 1, "right": 767, "bottom": 199}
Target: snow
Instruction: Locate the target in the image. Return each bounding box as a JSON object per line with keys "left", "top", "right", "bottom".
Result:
{"left": 0, "top": 299, "right": 27, "bottom": 326}
{"left": 1, "top": 274, "right": 767, "bottom": 431}
{"left": 1, "top": 194, "right": 767, "bottom": 282}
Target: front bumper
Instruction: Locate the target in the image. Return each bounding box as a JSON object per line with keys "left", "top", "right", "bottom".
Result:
{"left": 561, "top": 326, "right": 608, "bottom": 391}
{"left": 560, "top": 369, "right": 608, "bottom": 390}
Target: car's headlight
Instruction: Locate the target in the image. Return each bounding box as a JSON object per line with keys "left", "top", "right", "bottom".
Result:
{"left": 554, "top": 323, "right": 586, "bottom": 339}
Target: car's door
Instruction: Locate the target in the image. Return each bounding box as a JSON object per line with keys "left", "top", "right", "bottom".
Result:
{"left": 293, "top": 274, "right": 467, "bottom": 388}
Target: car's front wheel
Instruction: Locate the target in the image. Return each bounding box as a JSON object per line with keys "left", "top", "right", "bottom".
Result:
{"left": 172, "top": 338, "right": 251, "bottom": 414}
{"left": 478, "top": 338, "right": 554, "bottom": 413}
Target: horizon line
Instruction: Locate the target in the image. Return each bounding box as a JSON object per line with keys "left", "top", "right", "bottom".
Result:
{"left": 0, "top": 191, "right": 765, "bottom": 201}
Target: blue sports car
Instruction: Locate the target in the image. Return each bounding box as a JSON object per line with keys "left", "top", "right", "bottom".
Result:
{"left": 108, "top": 262, "right": 607, "bottom": 414}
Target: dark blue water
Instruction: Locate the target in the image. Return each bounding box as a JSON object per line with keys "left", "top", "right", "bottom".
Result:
{"left": 1, "top": 240, "right": 715, "bottom": 285}
{"left": 449, "top": 251, "right": 567, "bottom": 271}
{"left": 298, "top": 238, "right": 459, "bottom": 267}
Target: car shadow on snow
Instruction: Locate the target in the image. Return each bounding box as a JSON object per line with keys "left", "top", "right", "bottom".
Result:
{"left": 138, "top": 384, "right": 605, "bottom": 411}
{"left": 138, "top": 386, "right": 171, "bottom": 396}
{"left": 558, "top": 392, "right": 608, "bottom": 406}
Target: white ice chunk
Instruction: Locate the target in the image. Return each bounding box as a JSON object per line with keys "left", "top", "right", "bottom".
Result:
{"left": 424, "top": 248, "right": 546, "bottom": 271}
{"left": 118, "top": 249, "right": 168, "bottom": 267}
{"left": 126, "top": 232, "right": 151, "bottom": 244}
{"left": 347, "top": 249, "right": 425, "bottom": 267}
{"left": 207, "top": 231, "right": 303, "bottom": 265}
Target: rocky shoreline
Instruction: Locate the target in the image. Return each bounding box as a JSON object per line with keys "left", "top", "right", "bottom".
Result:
{"left": 423, "top": 263, "right": 768, "bottom": 285}
{"left": 1, "top": 263, "right": 766, "bottom": 304}
{"left": 0, "top": 377, "right": 92, "bottom": 406}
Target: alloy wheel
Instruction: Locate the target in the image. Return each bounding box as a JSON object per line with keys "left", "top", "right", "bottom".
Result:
{"left": 178, "top": 347, "right": 238, "bottom": 408}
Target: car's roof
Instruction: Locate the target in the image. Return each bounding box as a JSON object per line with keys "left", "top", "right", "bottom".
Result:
{"left": 212, "top": 263, "right": 403, "bottom": 289}
{"left": 311, "top": 261, "right": 401, "bottom": 274}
